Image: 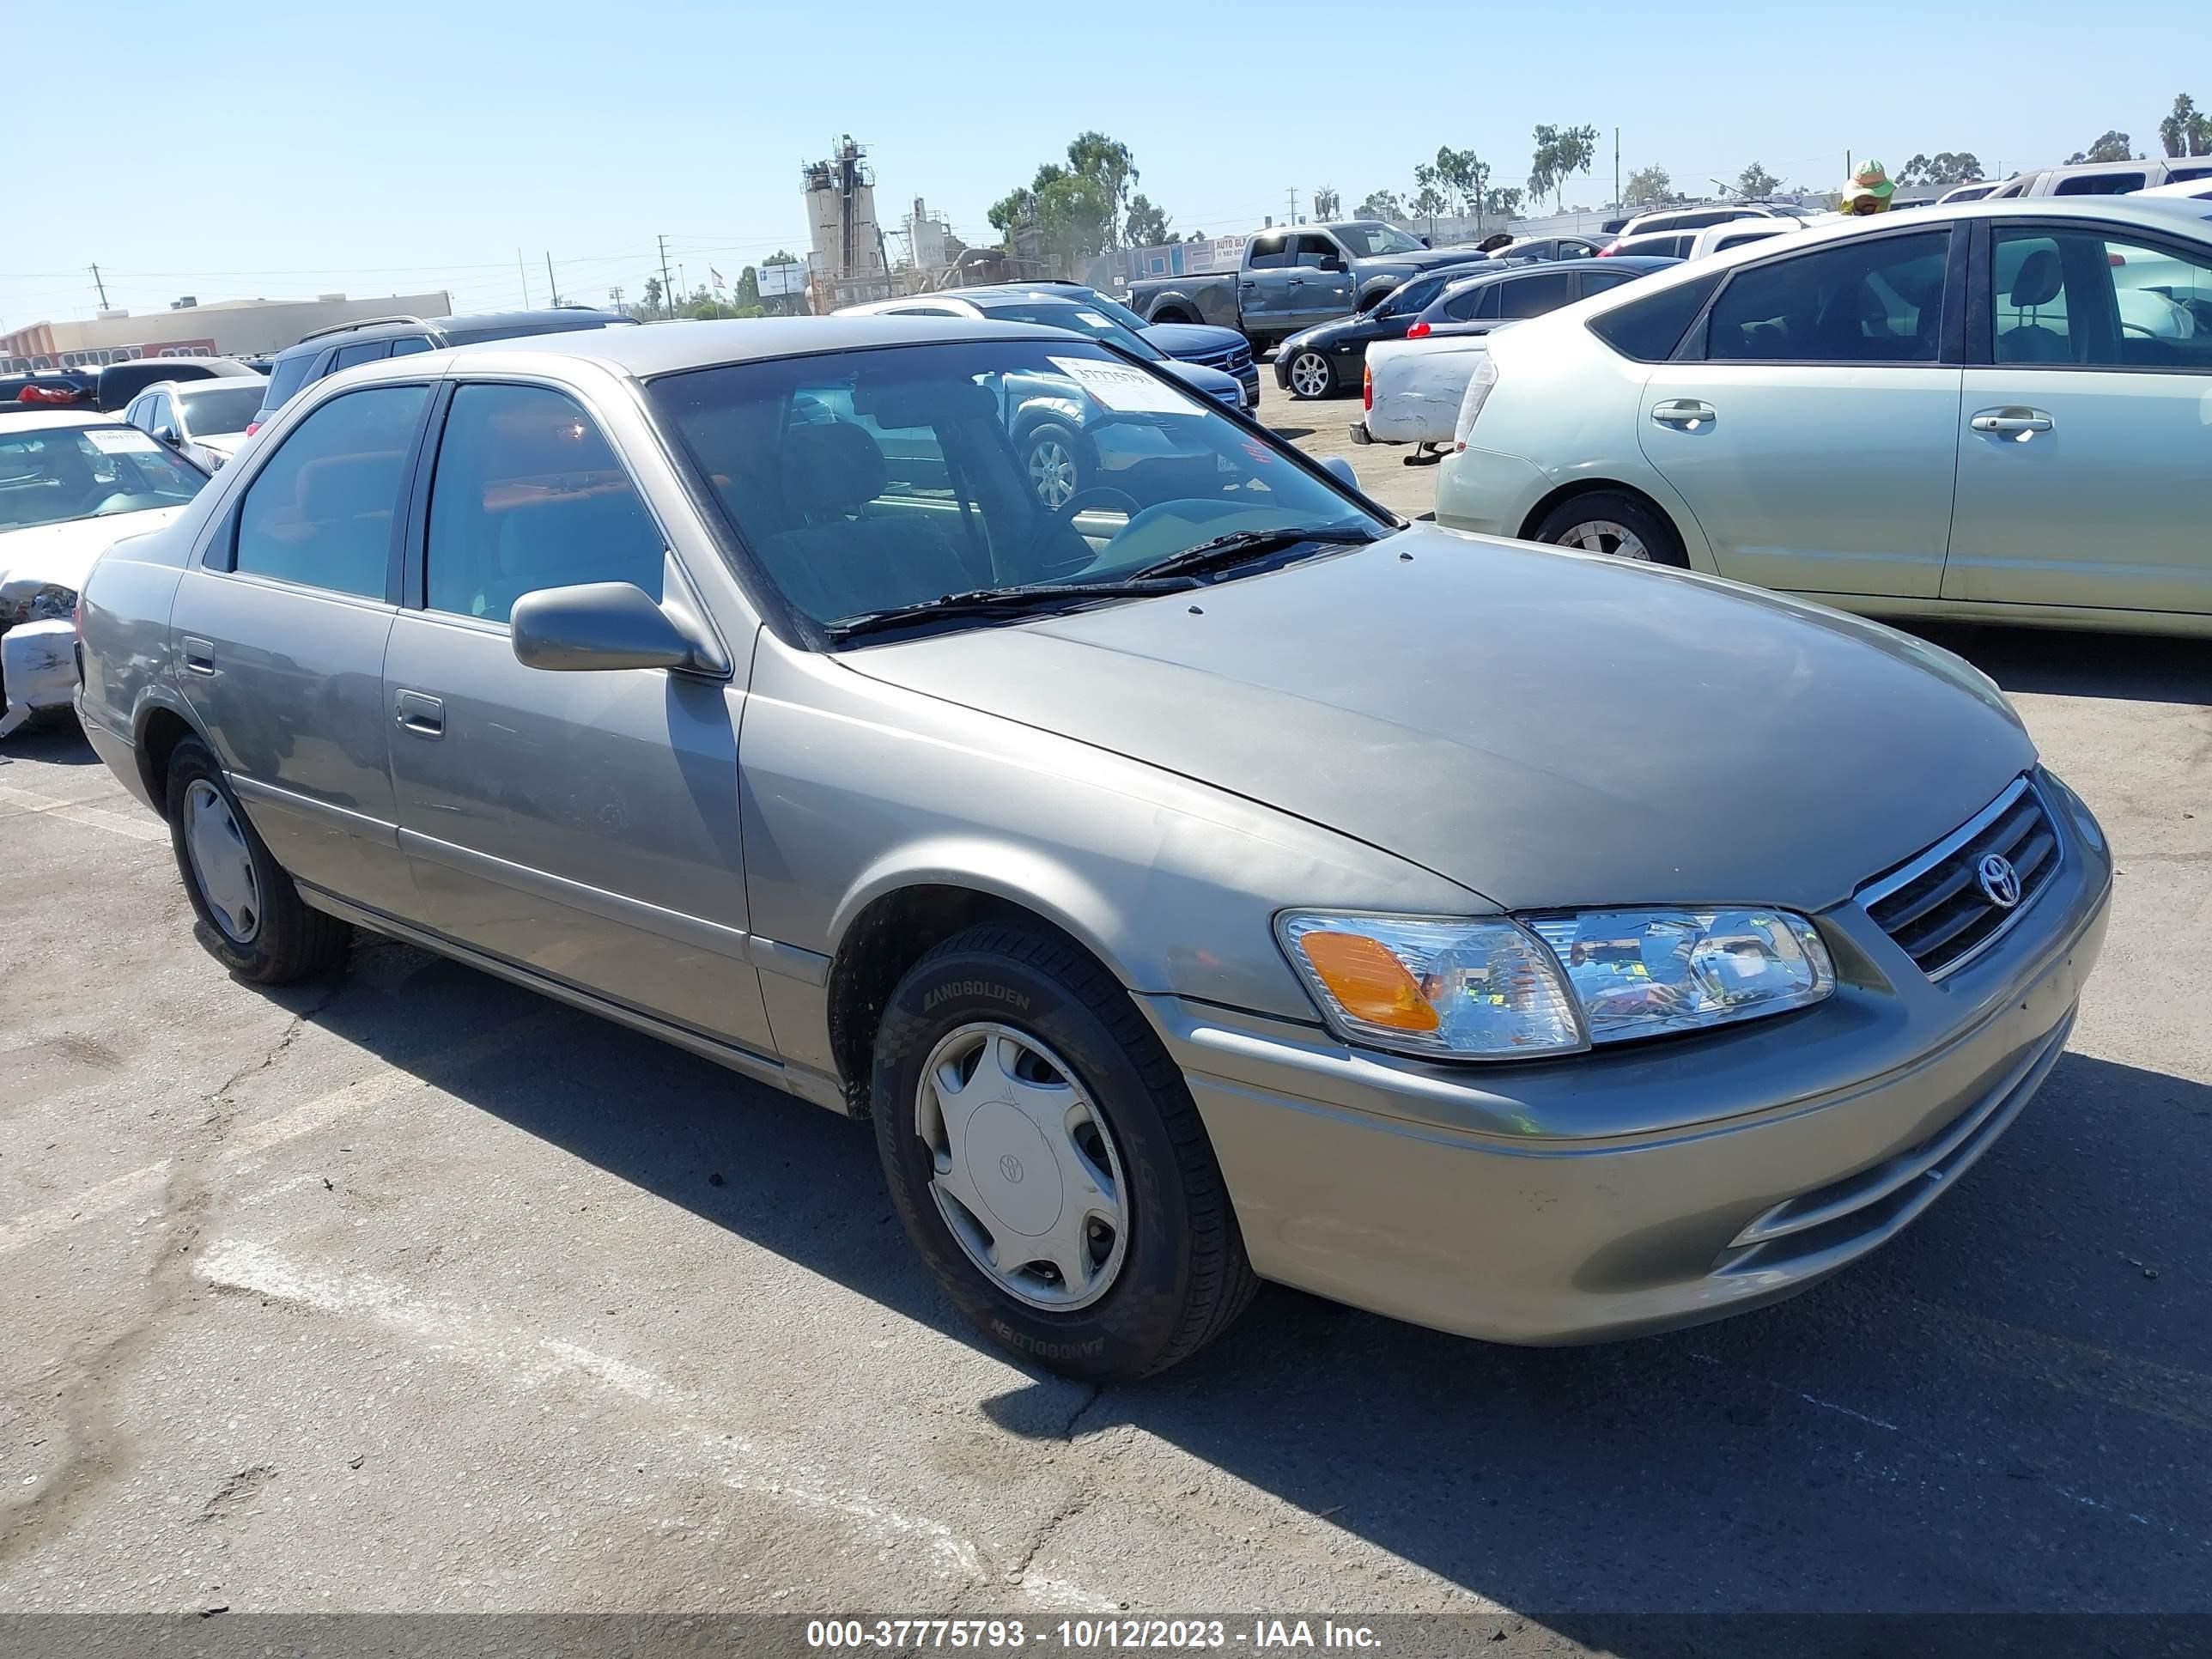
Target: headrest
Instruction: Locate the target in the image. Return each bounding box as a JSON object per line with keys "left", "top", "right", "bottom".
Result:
{"left": 781, "top": 422, "right": 886, "bottom": 520}
{"left": 2009, "top": 248, "right": 2063, "bottom": 308}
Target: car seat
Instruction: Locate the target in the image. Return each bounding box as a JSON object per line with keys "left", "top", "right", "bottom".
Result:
{"left": 757, "top": 422, "right": 979, "bottom": 622}
{"left": 1997, "top": 250, "right": 2071, "bottom": 363}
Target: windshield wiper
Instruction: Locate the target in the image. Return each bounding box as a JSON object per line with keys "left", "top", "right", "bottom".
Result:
{"left": 1127, "top": 524, "right": 1380, "bottom": 583}
{"left": 824, "top": 578, "right": 1191, "bottom": 644}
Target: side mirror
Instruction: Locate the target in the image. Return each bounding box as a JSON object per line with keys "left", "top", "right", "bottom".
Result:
{"left": 1316, "top": 254, "right": 1346, "bottom": 273}
{"left": 1419, "top": 235, "right": 1433, "bottom": 248}
{"left": 154, "top": 423, "right": 180, "bottom": 446}
{"left": 1320, "top": 456, "right": 1358, "bottom": 490}
{"left": 510, "top": 580, "right": 723, "bottom": 675}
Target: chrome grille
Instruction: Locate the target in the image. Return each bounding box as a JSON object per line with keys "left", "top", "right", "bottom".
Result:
{"left": 1858, "top": 776, "right": 2059, "bottom": 979}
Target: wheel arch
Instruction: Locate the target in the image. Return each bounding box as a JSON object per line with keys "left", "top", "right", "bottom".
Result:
{"left": 133, "top": 692, "right": 206, "bottom": 821}
{"left": 1516, "top": 477, "right": 1711, "bottom": 571}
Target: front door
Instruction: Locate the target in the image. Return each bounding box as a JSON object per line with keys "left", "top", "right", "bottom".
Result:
{"left": 1637, "top": 226, "right": 1962, "bottom": 599}
{"left": 1288, "top": 233, "right": 1356, "bottom": 330}
{"left": 1944, "top": 221, "right": 2212, "bottom": 617}
{"left": 380, "top": 377, "right": 774, "bottom": 1054}
{"left": 167, "top": 381, "right": 430, "bottom": 915}
{"left": 1238, "top": 232, "right": 1299, "bottom": 342}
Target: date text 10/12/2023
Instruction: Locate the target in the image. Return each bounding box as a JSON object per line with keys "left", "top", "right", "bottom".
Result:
{"left": 805, "top": 1620, "right": 1382, "bottom": 1650}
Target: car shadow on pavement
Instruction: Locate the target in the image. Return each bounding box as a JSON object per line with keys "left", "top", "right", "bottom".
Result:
{"left": 301, "top": 940, "right": 2212, "bottom": 1617}
{"left": 1907, "top": 623, "right": 2212, "bottom": 708}
{"left": 0, "top": 720, "right": 102, "bottom": 765}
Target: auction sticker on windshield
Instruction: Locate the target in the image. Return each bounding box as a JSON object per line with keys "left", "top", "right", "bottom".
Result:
{"left": 82, "top": 428, "right": 161, "bottom": 454}
{"left": 1048, "top": 356, "right": 1203, "bottom": 416}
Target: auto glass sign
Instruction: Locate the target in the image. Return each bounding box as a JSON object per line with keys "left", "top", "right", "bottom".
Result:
{"left": 1047, "top": 356, "right": 1203, "bottom": 416}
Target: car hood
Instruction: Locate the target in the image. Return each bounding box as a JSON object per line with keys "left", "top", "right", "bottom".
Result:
{"left": 1371, "top": 248, "right": 1495, "bottom": 275}
{"left": 837, "top": 528, "right": 2034, "bottom": 914}
{"left": 1140, "top": 322, "right": 1247, "bottom": 356}
{"left": 1154, "top": 358, "right": 1243, "bottom": 398}
{"left": 1281, "top": 313, "right": 1398, "bottom": 352}
{"left": 198, "top": 432, "right": 246, "bottom": 457}
{"left": 0, "top": 506, "right": 189, "bottom": 603}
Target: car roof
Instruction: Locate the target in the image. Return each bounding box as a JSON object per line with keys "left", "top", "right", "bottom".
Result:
{"left": 0, "top": 410, "right": 120, "bottom": 434}
{"left": 427, "top": 315, "right": 1078, "bottom": 380}
{"left": 272, "top": 307, "right": 632, "bottom": 357}
{"left": 167, "top": 374, "right": 270, "bottom": 395}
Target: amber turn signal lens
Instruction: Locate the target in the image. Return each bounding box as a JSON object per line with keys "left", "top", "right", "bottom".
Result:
{"left": 1297, "top": 931, "right": 1440, "bottom": 1032}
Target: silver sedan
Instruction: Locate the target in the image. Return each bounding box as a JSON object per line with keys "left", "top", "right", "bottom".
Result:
{"left": 76, "top": 317, "right": 2111, "bottom": 1378}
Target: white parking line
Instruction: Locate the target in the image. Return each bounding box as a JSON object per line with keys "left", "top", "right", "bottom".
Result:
{"left": 0, "top": 781, "right": 167, "bottom": 843}
{"left": 197, "top": 1238, "right": 1118, "bottom": 1610}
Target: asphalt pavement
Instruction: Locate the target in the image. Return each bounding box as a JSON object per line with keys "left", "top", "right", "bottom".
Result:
{"left": 2, "top": 376, "right": 2208, "bottom": 1642}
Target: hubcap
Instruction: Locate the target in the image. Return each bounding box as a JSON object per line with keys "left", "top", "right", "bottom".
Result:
{"left": 183, "top": 778, "right": 260, "bottom": 945}
{"left": 1289, "top": 352, "right": 1330, "bottom": 398}
{"left": 1557, "top": 520, "right": 1650, "bottom": 561}
{"left": 1027, "top": 439, "right": 1078, "bottom": 510}
{"left": 915, "top": 1022, "right": 1129, "bottom": 1311}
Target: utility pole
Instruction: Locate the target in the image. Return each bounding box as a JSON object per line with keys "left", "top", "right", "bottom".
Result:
{"left": 609, "top": 284, "right": 625, "bottom": 314}
{"left": 658, "top": 234, "right": 676, "bottom": 320}
{"left": 1287, "top": 187, "right": 1298, "bottom": 226}
{"left": 89, "top": 264, "right": 109, "bottom": 307}
{"left": 1613, "top": 129, "right": 1620, "bottom": 211}
{"left": 545, "top": 252, "right": 559, "bottom": 307}
{"left": 518, "top": 248, "right": 532, "bottom": 307}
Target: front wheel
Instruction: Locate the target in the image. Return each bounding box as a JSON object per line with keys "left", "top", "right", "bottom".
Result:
{"left": 166, "top": 736, "right": 351, "bottom": 983}
{"left": 1283, "top": 348, "right": 1337, "bottom": 400}
{"left": 871, "top": 924, "right": 1257, "bottom": 1380}
{"left": 1528, "top": 490, "right": 1688, "bottom": 568}
{"left": 1022, "top": 422, "right": 1087, "bottom": 512}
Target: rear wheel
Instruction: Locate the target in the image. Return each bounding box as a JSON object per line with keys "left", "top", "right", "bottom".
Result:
{"left": 1284, "top": 349, "right": 1337, "bottom": 400}
{"left": 166, "top": 737, "right": 350, "bottom": 983}
{"left": 1529, "top": 490, "right": 1687, "bottom": 568}
{"left": 871, "top": 923, "right": 1257, "bottom": 1380}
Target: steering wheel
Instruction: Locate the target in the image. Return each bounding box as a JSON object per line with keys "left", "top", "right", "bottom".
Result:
{"left": 2121, "top": 321, "right": 2160, "bottom": 339}
{"left": 1054, "top": 484, "right": 1141, "bottom": 523}
{"left": 1028, "top": 484, "right": 1142, "bottom": 579}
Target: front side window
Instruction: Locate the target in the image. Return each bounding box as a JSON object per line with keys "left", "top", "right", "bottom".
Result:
{"left": 1292, "top": 235, "right": 1340, "bottom": 269}
{"left": 0, "top": 424, "right": 207, "bottom": 532}
{"left": 1705, "top": 230, "right": 1948, "bottom": 362}
{"left": 330, "top": 339, "right": 392, "bottom": 371}
{"left": 1373, "top": 272, "right": 1449, "bottom": 319}
{"left": 648, "top": 342, "right": 1380, "bottom": 639}
{"left": 2053, "top": 171, "right": 2144, "bottom": 197}
{"left": 1990, "top": 227, "right": 2212, "bottom": 368}
{"left": 423, "top": 383, "right": 665, "bottom": 623}
{"left": 232, "top": 386, "right": 427, "bottom": 598}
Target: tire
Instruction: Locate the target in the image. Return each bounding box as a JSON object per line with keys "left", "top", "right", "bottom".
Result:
{"left": 871, "top": 923, "right": 1257, "bottom": 1381}
{"left": 1021, "top": 422, "right": 1087, "bottom": 513}
{"left": 1283, "top": 349, "right": 1337, "bottom": 400}
{"left": 165, "top": 736, "right": 351, "bottom": 984}
{"left": 1528, "top": 489, "right": 1688, "bottom": 568}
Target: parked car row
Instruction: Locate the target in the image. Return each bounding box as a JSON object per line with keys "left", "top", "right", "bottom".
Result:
{"left": 69, "top": 310, "right": 2113, "bottom": 1385}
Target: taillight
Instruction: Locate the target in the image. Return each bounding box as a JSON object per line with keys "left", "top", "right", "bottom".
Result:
{"left": 1362, "top": 363, "right": 1372, "bottom": 411}
{"left": 1597, "top": 243, "right": 1620, "bottom": 257}
{"left": 1406, "top": 321, "right": 1431, "bottom": 339}
{"left": 244, "top": 420, "right": 262, "bottom": 436}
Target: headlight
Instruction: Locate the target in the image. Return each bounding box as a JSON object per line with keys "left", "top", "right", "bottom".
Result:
{"left": 5, "top": 583, "right": 77, "bottom": 626}
{"left": 2041, "top": 769, "right": 2105, "bottom": 854}
{"left": 1279, "top": 908, "right": 1833, "bottom": 1060}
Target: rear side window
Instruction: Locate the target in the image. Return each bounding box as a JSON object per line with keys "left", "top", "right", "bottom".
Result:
{"left": 1246, "top": 234, "right": 1291, "bottom": 270}
{"left": 1499, "top": 270, "right": 1576, "bottom": 318}
{"left": 262, "top": 350, "right": 319, "bottom": 410}
{"left": 388, "top": 336, "right": 434, "bottom": 357}
{"left": 423, "top": 383, "right": 665, "bottom": 624}
{"left": 232, "top": 386, "right": 428, "bottom": 599}
{"left": 2054, "top": 171, "right": 2144, "bottom": 196}
{"left": 1586, "top": 270, "right": 1723, "bottom": 361}
{"left": 330, "top": 339, "right": 392, "bottom": 370}
{"left": 1704, "top": 231, "right": 1948, "bottom": 362}
{"left": 1440, "top": 283, "right": 1498, "bottom": 322}
{"left": 2171, "top": 163, "right": 2212, "bottom": 184}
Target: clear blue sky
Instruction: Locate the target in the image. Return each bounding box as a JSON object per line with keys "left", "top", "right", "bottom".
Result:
{"left": 1, "top": 0, "right": 2180, "bottom": 327}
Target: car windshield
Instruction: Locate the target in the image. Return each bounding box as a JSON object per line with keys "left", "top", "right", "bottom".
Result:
{"left": 1077, "top": 293, "right": 1158, "bottom": 333}
{"left": 176, "top": 384, "right": 265, "bottom": 436}
{"left": 1334, "top": 223, "right": 1427, "bottom": 257}
{"left": 980, "top": 302, "right": 1164, "bottom": 361}
{"left": 0, "top": 424, "right": 208, "bottom": 532}
{"left": 648, "top": 340, "right": 1380, "bottom": 640}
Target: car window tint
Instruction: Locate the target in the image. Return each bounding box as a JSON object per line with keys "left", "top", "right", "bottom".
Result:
{"left": 1587, "top": 270, "right": 1723, "bottom": 361}
{"left": 1992, "top": 227, "right": 2212, "bottom": 369}
{"left": 1705, "top": 231, "right": 1948, "bottom": 362}
{"left": 387, "top": 336, "right": 434, "bottom": 357}
{"left": 2170, "top": 163, "right": 2212, "bottom": 184}
{"left": 263, "top": 351, "right": 318, "bottom": 409}
{"left": 1439, "top": 284, "right": 1491, "bottom": 321}
{"left": 1577, "top": 268, "right": 1638, "bottom": 297}
{"left": 330, "top": 339, "right": 392, "bottom": 371}
{"left": 1499, "top": 270, "right": 1576, "bottom": 318}
{"left": 2054, "top": 171, "right": 2144, "bottom": 196}
{"left": 233, "top": 386, "right": 427, "bottom": 598}
{"left": 1246, "top": 235, "right": 1291, "bottom": 270}
{"left": 424, "top": 383, "right": 665, "bottom": 624}
{"left": 1376, "top": 274, "right": 1445, "bottom": 318}
{"left": 147, "top": 394, "right": 173, "bottom": 435}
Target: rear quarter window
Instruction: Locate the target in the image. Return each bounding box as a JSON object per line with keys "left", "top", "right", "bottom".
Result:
{"left": 1585, "top": 271, "right": 1723, "bottom": 362}
{"left": 262, "top": 351, "right": 319, "bottom": 410}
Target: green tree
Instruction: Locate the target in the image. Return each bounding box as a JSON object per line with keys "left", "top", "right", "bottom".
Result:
{"left": 1125, "top": 193, "right": 1172, "bottom": 247}
{"left": 2066, "top": 130, "right": 2135, "bottom": 163}
{"left": 2160, "top": 94, "right": 2212, "bottom": 157}
{"left": 1736, "top": 161, "right": 1782, "bottom": 198}
{"left": 640, "top": 276, "right": 663, "bottom": 317}
{"left": 1066, "top": 131, "right": 1139, "bottom": 246}
{"left": 1481, "top": 185, "right": 1524, "bottom": 219}
{"left": 1354, "top": 188, "right": 1404, "bottom": 220}
{"left": 1408, "top": 181, "right": 1450, "bottom": 230}
{"left": 1311, "top": 186, "right": 1340, "bottom": 220}
{"left": 1898, "top": 152, "right": 1984, "bottom": 187}
{"left": 990, "top": 132, "right": 1143, "bottom": 272}
{"left": 1429, "top": 147, "right": 1488, "bottom": 217}
{"left": 1622, "top": 164, "right": 1673, "bottom": 207}
{"left": 1529, "top": 123, "right": 1599, "bottom": 212}
{"left": 737, "top": 266, "right": 761, "bottom": 308}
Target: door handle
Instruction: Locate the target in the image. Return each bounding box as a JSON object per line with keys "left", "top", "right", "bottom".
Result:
{"left": 1287, "top": 276, "right": 1304, "bottom": 286}
{"left": 1650, "top": 399, "right": 1717, "bottom": 428}
{"left": 180, "top": 636, "right": 216, "bottom": 676}
{"left": 393, "top": 690, "right": 444, "bottom": 738}
{"left": 1970, "top": 408, "right": 2053, "bottom": 437}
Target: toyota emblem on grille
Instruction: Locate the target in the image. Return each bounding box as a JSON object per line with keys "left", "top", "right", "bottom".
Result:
{"left": 1977, "top": 853, "right": 2022, "bottom": 909}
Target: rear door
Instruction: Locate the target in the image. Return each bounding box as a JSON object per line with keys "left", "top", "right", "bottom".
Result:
{"left": 1636, "top": 225, "right": 1963, "bottom": 598}
{"left": 1944, "top": 219, "right": 2212, "bottom": 617}
{"left": 380, "top": 374, "right": 774, "bottom": 1053}
{"left": 167, "top": 380, "right": 433, "bottom": 915}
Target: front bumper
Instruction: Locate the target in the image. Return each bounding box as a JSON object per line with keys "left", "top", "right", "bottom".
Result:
{"left": 1144, "top": 786, "right": 2112, "bottom": 1346}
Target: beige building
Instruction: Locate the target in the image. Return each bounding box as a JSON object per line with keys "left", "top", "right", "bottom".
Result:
{"left": 3, "top": 291, "right": 453, "bottom": 372}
